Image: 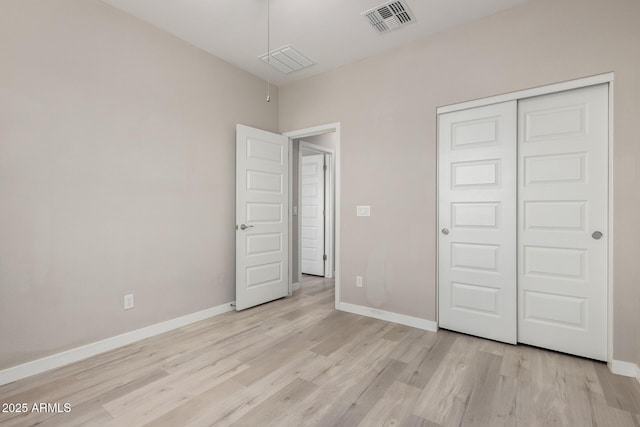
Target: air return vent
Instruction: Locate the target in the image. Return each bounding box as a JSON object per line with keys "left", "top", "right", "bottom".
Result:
{"left": 362, "top": 0, "right": 416, "bottom": 34}
{"left": 259, "top": 45, "right": 314, "bottom": 74}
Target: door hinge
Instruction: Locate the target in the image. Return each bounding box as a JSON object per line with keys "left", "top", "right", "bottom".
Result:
{"left": 323, "top": 164, "right": 327, "bottom": 172}
{"left": 323, "top": 254, "right": 327, "bottom": 261}
{"left": 323, "top": 210, "right": 327, "bottom": 217}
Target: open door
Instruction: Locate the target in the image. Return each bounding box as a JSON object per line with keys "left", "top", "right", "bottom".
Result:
{"left": 236, "top": 124, "right": 289, "bottom": 311}
{"left": 300, "top": 154, "right": 325, "bottom": 276}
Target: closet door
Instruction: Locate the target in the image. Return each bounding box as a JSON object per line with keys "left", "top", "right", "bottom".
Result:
{"left": 438, "top": 101, "right": 517, "bottom": 344}
{"left": 517, "top": 84, "right": 608, "bottom": 360}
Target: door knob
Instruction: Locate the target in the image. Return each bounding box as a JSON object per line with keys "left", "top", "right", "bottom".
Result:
{"left": 441, "top": 228, "right": 449, "bottom": 235}
{"left": 592, "top": 231, "right": 603, "bottom": 240}
{"left": 239, "top": 224, "right": 254, "bottom": 230}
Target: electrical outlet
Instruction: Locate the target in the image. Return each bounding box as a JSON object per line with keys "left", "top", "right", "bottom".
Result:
{"left": 356, "top": 276, "right": 363, "bottom": 288}
{"left": 124, "top": 293, "right": 134, "bottom": 310}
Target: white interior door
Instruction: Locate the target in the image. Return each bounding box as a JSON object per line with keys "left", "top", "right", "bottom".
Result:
{"left": 438, "top": 101, "right": 517, "bottom": 344}
{"left": 236, "top": 124, "right": 289, "bottom": 311}
{"left": 517, "top": 84, "right": 608, "bottom": 360}
{"left": 300, "top": 154, "right": 325, "bottom": 276}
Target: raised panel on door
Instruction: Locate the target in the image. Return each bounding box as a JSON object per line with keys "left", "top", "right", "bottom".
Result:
{"left": 438, "top": 101, "right": 517, "bottom": 344}
{"left": 300, "top": 154, "right": 325, "bottom": 276}
{"left": 236, "top": 125, "right": 289, "bottom": 311}
{"left": 517, "top": 84, "right": 608, "bottom": 360}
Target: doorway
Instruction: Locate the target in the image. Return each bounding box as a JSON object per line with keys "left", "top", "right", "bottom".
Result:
{"left": 235, "top": 123, "right": 340, "bottom": 311}
{"left": 294, "top": 137, "right": 335, "bottom": 282}
{"left": 299, "top": 140, "right": 334, "bottom": 280}
{"left": 284, "top": 123, "right": 341, "bottom": 309}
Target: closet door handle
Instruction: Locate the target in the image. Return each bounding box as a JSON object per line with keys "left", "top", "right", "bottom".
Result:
{"left": 441, "top": 228, "right": 449, "bottom": 235}
{"left": 592, "top": 231, "right": 603, "bottom": 240}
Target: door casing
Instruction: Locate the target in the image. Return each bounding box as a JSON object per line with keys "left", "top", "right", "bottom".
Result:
{"left": 283, "top": 123, "right": 341, "bottom": 310}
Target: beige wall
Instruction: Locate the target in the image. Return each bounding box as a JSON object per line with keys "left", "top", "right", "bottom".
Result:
{"left": 0, "top": 0, "right": 277, "bottom": 370}
{"left": 279, "top": 0, "right": 640, "bottom": 363}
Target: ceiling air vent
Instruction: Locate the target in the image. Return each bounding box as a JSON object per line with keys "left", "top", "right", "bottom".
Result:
{"left": 362, "top": 0, "right": 416, "bottom": 34}
{"left": 259, "top": 45, "right": 314, "bottom": 74}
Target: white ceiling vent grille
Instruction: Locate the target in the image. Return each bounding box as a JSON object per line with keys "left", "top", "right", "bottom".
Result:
{"left": 362, "top": 0, "right": 416, "bottom": 34}
{"left": 259, "top": 45, "right": 314, "bottom": 74}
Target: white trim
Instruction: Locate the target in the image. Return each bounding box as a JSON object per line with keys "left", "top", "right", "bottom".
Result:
{"left": 288, "top": 140, "right": 293, "bottom": 295}
{"left": 437, "top": 72, "right": 614, "bottom": 114}
{"left": 338, "top": 302, "right": 438, "bottom": 332}
{"left": 292, "top": 282, "right": 300, "bottom": 291}
{"left": 297, "top": 145, "right": 303, "bottom": 284}
{"left": 324, "top": 153, "right": 334, "bottom": 279}
{"left": 435, "top": 109, "right": 440, "bottom": 328}
{"left": 609, "top": 360, "right": 640, "bottom": 379}
{"left": 0, "top": 302, "right": 235, "bottom": 386}
{"left": 284, "top": 123, "right": 338, "bottom": 140}
{"left": 607, "top": 81, "right": 615, "bottom": 367}
{"left": 284, "top": 123, "right": 341, "bottom": 310}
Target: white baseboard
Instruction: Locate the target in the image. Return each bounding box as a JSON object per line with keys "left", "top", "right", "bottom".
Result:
{"left": 292, "top": 282, "right": 300, "bottom": 291}
{"left": 338, "top": 302, "right": 437, "bottom": 332}
{"left": 0, "top": 301, "right": 235, "bottom": 387}
{"left": 609, "top": 359, "right": 640, "bottom": 383}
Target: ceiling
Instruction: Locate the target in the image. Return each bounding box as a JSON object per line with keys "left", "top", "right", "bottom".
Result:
{"left": 100, "top": 0, "right": 531, "bottom": 86}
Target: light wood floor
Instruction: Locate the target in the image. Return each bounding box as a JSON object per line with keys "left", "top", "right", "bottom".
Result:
{"left": 1, "top": 275, "right": 639, "bottom": 426}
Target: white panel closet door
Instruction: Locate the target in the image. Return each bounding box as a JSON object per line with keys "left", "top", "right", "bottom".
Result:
{"left": 438, "top": 101, "right": 517, "bottom": 344}
{"left": 301, "top": 154, "right": 325, "bottom": 276}
{"left": 518, "top": 84, "right": 608, "bottom": 360}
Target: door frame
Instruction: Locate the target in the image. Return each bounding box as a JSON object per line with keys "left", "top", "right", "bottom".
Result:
{"left": 299, "top": 141, "right": 335, "bottom": 280}
{"left": 435, "top": 72, "right": 614, "bottom": 365}
{"left": 283, "top": 123, "right": 341, "bottom": 310}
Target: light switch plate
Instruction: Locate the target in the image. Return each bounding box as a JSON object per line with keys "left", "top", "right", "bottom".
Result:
{"left": 356, "top": 205, "right": 371, "bottom": 217}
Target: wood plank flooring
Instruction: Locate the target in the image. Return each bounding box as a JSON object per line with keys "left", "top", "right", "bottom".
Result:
{"left": 1, "top": 275, "right": 639, "bottom": 426}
